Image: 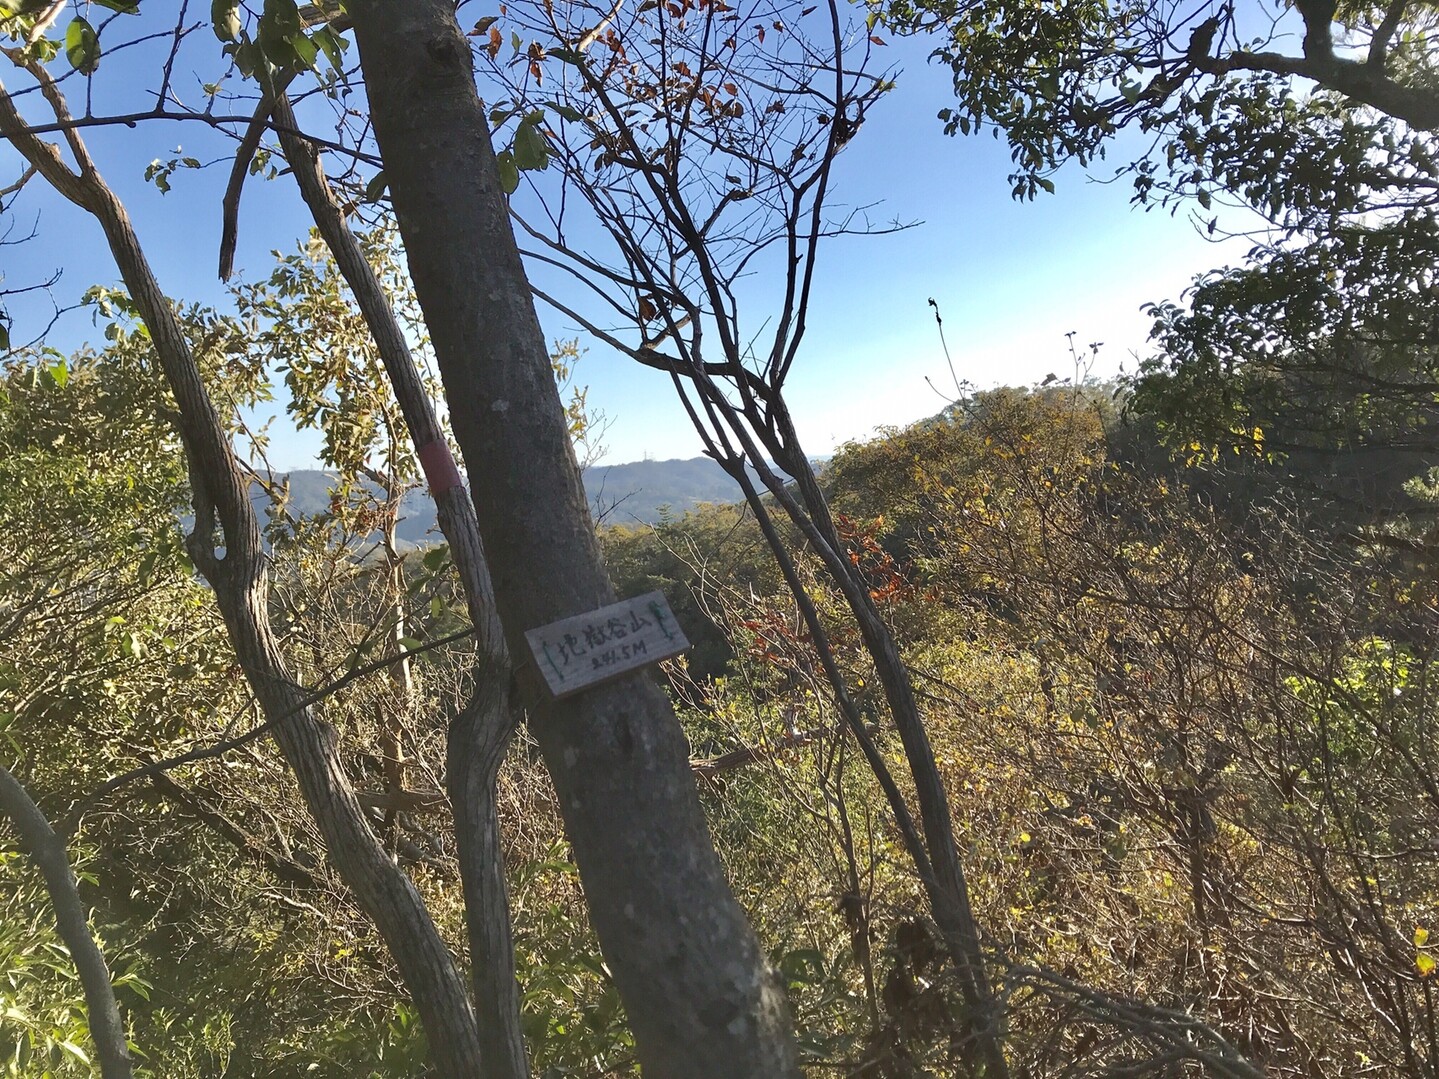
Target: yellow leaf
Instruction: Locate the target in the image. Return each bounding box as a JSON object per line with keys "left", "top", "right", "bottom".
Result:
{"left": 1417, "top": 927, "right": 1430, "bottom": 948}
{"left": 1417, "top": 952, "right": 1436, "bottom": 978}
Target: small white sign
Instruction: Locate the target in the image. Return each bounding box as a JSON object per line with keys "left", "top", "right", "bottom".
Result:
{"left": 524, "top": 591, "right": 690, "bottom": 699}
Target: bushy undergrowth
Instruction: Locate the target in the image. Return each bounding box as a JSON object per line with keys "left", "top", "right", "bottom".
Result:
{"left": 4, "top": 362, "right": 1435, "bottom": 1076}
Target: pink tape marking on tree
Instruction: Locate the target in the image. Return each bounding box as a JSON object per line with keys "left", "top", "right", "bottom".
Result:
{"left": 417, "top": 440, "right": 465, "bottom": 495}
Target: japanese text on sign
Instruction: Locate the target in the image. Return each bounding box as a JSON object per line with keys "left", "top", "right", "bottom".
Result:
{"left": 523, "top": 591, "right": 690, "bottom": 698}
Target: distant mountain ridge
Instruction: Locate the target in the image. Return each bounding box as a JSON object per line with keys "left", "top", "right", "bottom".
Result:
{"left": 585, "top": 457, "right": 756, "bottom": 525}
{"left": 257, "top": 456, "right": 755, "bottom": 545}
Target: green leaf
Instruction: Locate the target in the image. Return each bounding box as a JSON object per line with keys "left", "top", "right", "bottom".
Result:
{"left": 258, "top": 0, "right": 304, "bottom": 68}
{"left": 364, "top": 171, "right": 388, "bottom": 203}
{"left": 496, "top": 150, "right": 520, "bottom": 194}
{"left": 212, "top": 0, "right": 241, "bottom": 41}
{"left": 546, "top": 101, "right": 586, "bottom": 122}
{"left": 313, "top": 24, "right": 348, "bottom": 70}
{"left": 223, "top": 40, "right": 263, "bottom": 78}
{"left": 48, "top": 360, "right": 68, "bottom": 389}
{"left": 778, "top": 948, "right": 826, "bottom": 985}
{"left": 93, "top": 0, "right": 141, "bottom": 12}
{"left": 143, "top": 159, "right": 172, "bottom": 194}
{"left": 64, "top": 18, "right": 101, "bottom": 75}
{"left": 512, "top": 120, "right": 550, "bottom": 171}
{"left": 289, "top": 30, "right": 319, "bottom": 69}
{"left": 0, "top": 320, "right": 9, "bottom": 352}
{"left": 546, "top": 47, "right": 582, "bottom": 64}
{"left": 1418, "top": 952, "right": 1436, "bottom": 977}
{"left": 0, "top": 0, "right": 56, "bottom": 17}
{"left": 262, "top": 0, "right": 302, "bottom": 35}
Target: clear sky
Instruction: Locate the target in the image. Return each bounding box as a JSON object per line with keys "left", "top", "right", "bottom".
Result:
{"left": 1, "top": 16, "right": 1252, "bottom": 468}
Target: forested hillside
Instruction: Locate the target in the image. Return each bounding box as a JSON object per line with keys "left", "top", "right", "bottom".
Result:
{"left": 2, "top": 0, "right": 1438, "bottom": 1076}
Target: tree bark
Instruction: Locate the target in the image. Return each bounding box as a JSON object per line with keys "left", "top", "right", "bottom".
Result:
{"left": 272, "top": 94, "right": 529, "bottom": 1079}
{"left": 0, "top": 763, "right": 134, "bottom": 1079}
{"left": 344, "top": 4, "right": 799, "bottom": 1074}
{"left": 0, "top": 67, "right": 486, "bottom": 1078}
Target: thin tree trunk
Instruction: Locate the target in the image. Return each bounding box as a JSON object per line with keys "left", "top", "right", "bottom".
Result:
{"left": 0, "top": 763, "right": 134, "bottom": 1079}
{"left": 0, "top": 68, "right": 486, "bottom": 1077}
{"left": 344, "top": 4, "right": 800, "bottom": 1073}
{"left": 273, "top": 95, "right": 529, "bottom": 1079}
{"left": 684, "top": 378, "right": 1009, "bottom": 1075}
{"left": 766, "top": 423, "right": 1009, "bottom": 1076}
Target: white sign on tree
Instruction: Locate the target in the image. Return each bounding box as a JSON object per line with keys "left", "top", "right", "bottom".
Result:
{"left": 524, "top": 591, "right": 690, "bottom": 699}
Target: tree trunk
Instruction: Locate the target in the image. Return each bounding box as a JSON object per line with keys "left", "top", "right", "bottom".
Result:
{"left": 695, "top": 384, "right": 1010, "bottom": 1076}
{"left": 0, "top": 69, "right": 486, "bottom": 1078}
{"left": 770, "top": 427, "right": 1009, "bottom": 1076}
{"left": 273, "top": 96, "right": 529, "bottom": 1078}
{"left": 0, "top": 763, "right": 134, "bottom": 1079}
{"left": 344, "top": 4, "right": 799, "bottom": 1073}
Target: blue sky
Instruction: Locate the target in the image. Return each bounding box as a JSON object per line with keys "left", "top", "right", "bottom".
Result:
{"left": 1, "top": 16, "right": 1252, "bottom": 467}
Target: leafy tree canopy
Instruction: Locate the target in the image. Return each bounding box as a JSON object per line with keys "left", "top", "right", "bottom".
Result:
{"left": 880, "top": 0, "right": 1439, "bottom": 520}
{"left": 883, "top": 0, "right": 1439, "bottom": 209}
